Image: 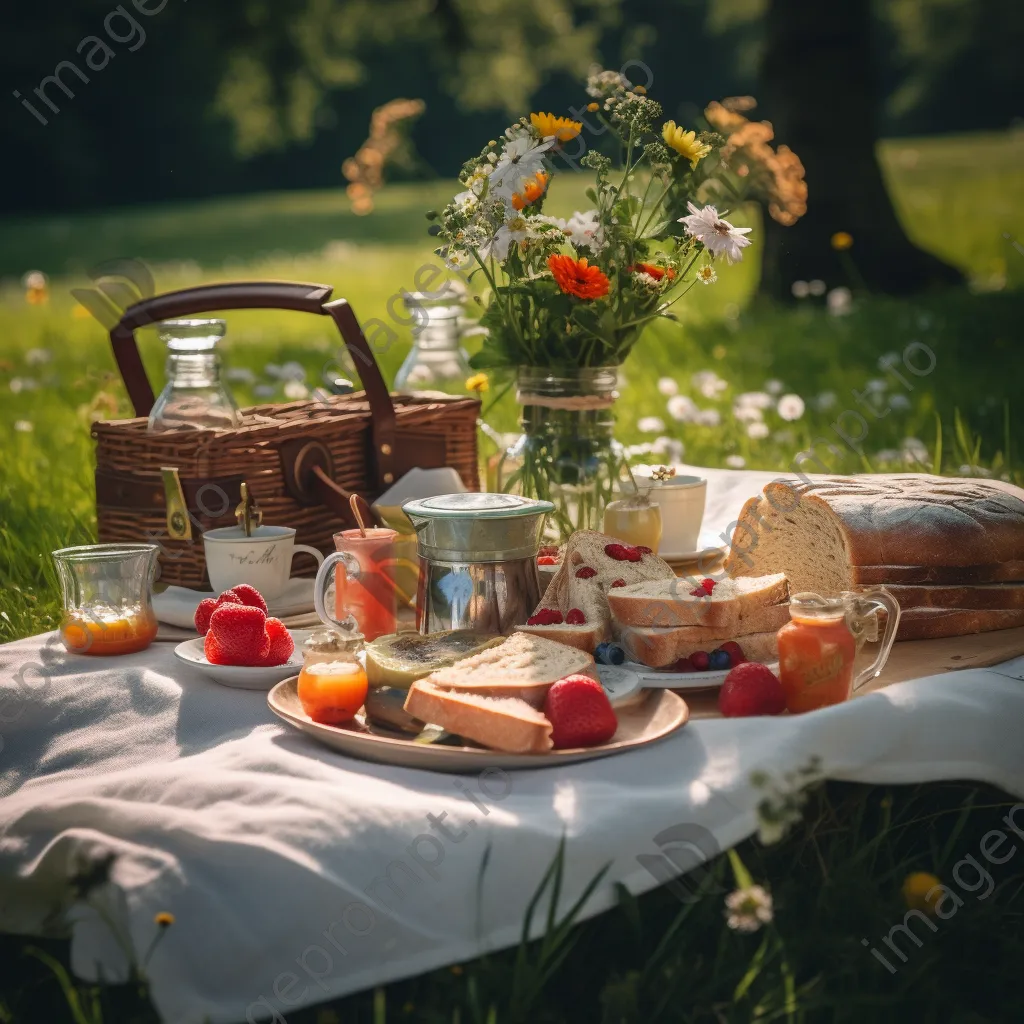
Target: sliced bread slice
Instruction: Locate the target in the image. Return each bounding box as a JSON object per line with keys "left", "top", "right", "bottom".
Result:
{"left": 618, "top": 626, "right": 780, "bottom": 668}
{"left": 607, "top": 573, "right": 789, "bottom": 629}
{"left": 421, "top": 631, "right": 595, "bottom": 707}
{"left": 403, "top": 680, "right": 553, "bottom": 753}
{"left": 887, "top": 582, "right": 1024, "bottom": 611}
{"left": 894, "top": 606, "right": 1024, "bottom": 641}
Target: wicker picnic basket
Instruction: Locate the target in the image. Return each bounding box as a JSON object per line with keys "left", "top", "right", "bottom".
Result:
{"left": 93, "top": 281, "right": 480, "bottom": 589}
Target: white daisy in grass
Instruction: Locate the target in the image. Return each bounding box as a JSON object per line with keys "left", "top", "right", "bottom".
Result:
{"left": 725, "top": 885, "right": 773, "bottom": 932}
{"left": 651, "top": 437, "right": 685, "bottom": 463}
{"left": 696, "top": 264, "right": 717, "bottom": 285}
{"left": 764, "top": 379, "right": 784, "bottom": 395}
{"left": 813, "top": 390, "right": 837, "bottom": 411}
{"left": 657, "top": 377, "right": 679, "bottom": 396}
{"left": 875, "top": 449, "right": 900, "bottom": 463}
{"left": 777, "top": 394, "right": 805, "bottom": 421}
{"left": 889, "top": 393, "right": 912, "bottom": 411}
{"left": 725, "top": 454, "right": 746, "bottom": 469}
{"left": 283, "top": 380, "right": 310, "bottom": 400}
{"left": 736, "top": 391, "right": 773, "bottom": 410}
{"left": 25, "top": 348, "right": 52, "bottom": 365}
{"left": 14, "top": 420, "right": 33, "bottom": 432}
{"left": 692, "top": 370, "right": 728, "bottom": 399}
{"left": 901, "top": 437, "right": 929, "bottom": 464}
{"left": 679, "top": 202, "right": 752, "bottom": 264}
{"left": 865, "top": 378, "right": 887, "bottom": 393}
{"left": 637, "top": 416, "right": 666, "bottom": 433}
{"left": 733, "top": 403, "right": 763, "bottom": 424}
{"left": 697, "top": 408, "right": 722, "bottom": 427}
{"left": 827, "top": 286, "right": 852, "bottom": 316}
{"left": 791, "top": 280, "right": 809, "bottom": 299}
{"left": 667, "top": 394, "right": 699, "bottom": 422}
{"left": 808, "top": 279, "right": 826, "bottom": 296}
{"left": 747, "top": 421, "right": 770, "bottom": 439}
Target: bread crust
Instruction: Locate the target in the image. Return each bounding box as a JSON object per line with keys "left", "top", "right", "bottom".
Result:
{"left": 887, "top": 582, "right": 1024, "bottom": 610}
{"left": 618, "top": 626, "right": 780, "bottom": 668}
{"left": 894, "top": 607, "right": 1024, "bottom": 641}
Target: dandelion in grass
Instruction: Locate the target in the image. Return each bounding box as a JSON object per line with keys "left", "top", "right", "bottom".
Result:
{"left": 679, "top": 203, "right": 752, "bottom": 264}
{"left": 813, "top": 390, "right": 837, "bottom": 411}
{"left": 667, "top": 394, "right": 699, "bottom": 422}
{"left": 777, "top": 394, "right": 805, "bottom": 421}
{"left": 9, "top": 377, "right": 38, "bottom": 394}
{"left": 808, "top": 279, "right": 826, "bottom": 296}
{"left": 652, "top": 437, "right": 685, "bottom": 462}
{"left": 737, "top": 391, "right": 773, "bottom": 411}
{"left": 889, "top": 393, "right": 911, "bottom": 411}
{"left": 725, "top": 885, "right": 773, "bottom": 932}
{"left": 865, "top": 378, "right": 887, "bottom": 394}
{"left": 827, "top": 286, "right": 852, "bottom": 316}
{"left": 877, "top": 351, "right": 901, "bottom": 370}
{"left": 465, "top": 373, "right": 489, "bottom": 393}
{"left": 901, "top": 437, "right": 929, "bottom": 464}
{"left": 25, "top": 348, "right": 52, "bottom": 366}
{"left": 696, "top": 264, "right": 717, "bottom": 285}
{"left": 283, "top": 380, "right": 309, "bottom": 400}
{"left": 764, "top": 379, "right": 783, "bottom": 395}
{"left": 875, "top": 449, "right": 900, "bottom": 463}
{"left": 692, "top": 370, "right": 728, "bottom": 399}
{"left": 733, "top": 403, "right": 763, "bottom": 424}
{"left": 791, "top": 280, "right": 810, "bottom": 299}
{"left": 14, "top": 420, "right": 33, "bottom": 433}
{"left": 747, "top": 421, "right": 769, "bottom": 440}
{"left": 638, "top": 416, "right": 665, "bottom": 433}
{"left": 726, "top": 454, "right": 746, "bottom": 468}
{"left": 657, "top": 377, "right": 679, "bottom": 396}
{"left": 697, "top": 408, "right": 722, "bottom": 427}
{"left": 22, "top": 270, "right": 49, "bottom": 305}
{"left": 902, "top": 872, "right": 942, "bottom": 915}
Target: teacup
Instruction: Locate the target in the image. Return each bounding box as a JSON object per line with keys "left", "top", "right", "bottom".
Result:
{"left": 640, "top": 475, "right": 707, "bottom": 555}
{"left": 203, "top": 525, "right": 324, "bottom": 600}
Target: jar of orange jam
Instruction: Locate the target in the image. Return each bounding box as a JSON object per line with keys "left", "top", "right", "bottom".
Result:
{"left": 297, "top": 628, "right": 369, "bottom": 726}
{"left": 777, "top": 589, "right": 901, "bottom": 713}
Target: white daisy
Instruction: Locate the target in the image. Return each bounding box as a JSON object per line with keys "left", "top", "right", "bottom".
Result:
{"left": 889, "top": 393, "right": 911, "bottom": 410}
{"left": 747, "top": 421, "right": 770, "bottom": 439}
{"left": 697, "top": 408, "right": 722, "bottom": 427}
{"left": 692, "top": 370, "right": 728, "bottom": 399}
{"left": 901, "top": 437, "right": 929, "bottom": 463}
{"left": 563, "top": 210, "right": 606, "bottom": 254}
{"left": 875, "top": 449, "right": 900, "bottom": 463}
{"left": 637, "top": 416, "right": 665, "bottom": 433}
{"left": 725, "top": 885, "right": 774, "bottom": 932}
{"left": 657, "top": 377, "right": 679, "bottom": 396}
{"left": 764, "top": 379, "right": 784, "bottom": 395}
{"left": 808, "top": 279, "right": 826, "bottom": 296}
{"left": 777, "top": 394, "right": 805, "bottom": 421}
{"left": 489, "top": 136, "right": 553, "bottom": 204}
{"left": 25, "top": 348, "right": 52, "bottom": 365}
{"left": 827, "top": 286, "right": 852, "bottom": 316}
{"left": 725, "top": 454, "right": 746, "bottom": 469}
{"left": 480, "top": 215, "right": 533, "bottom": 262}
{"left": 283, "top": 380, "right": 309, "bottom": 400}
{"left": 790, "top": 280, "right": 809, "bottom": 299}
{"left": 679, "top": 202, "right": 752, "bottom": 264}
{"left": 733, "top": 403, "right": 763, "bottom": 424}
{"left": 651, "top": 437, "right": 685, "bottom": 463}
{"left": 666, "top": 394, "right": 699, "bottom": 422}
{"left": 736, "top": 391, "right": 773, "bottom": 410}
{"left": 696, "top": 265, "right": 717, "bottom": 285}
{"left": 813, "top": 391, "right": 837, "bottom": 411}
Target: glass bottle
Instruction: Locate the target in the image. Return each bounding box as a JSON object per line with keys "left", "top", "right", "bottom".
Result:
{"left": 296, "top": 626, "right": 369, "bottom": 725}
{"left": 393, "top": 283, "right": 479, "bottom": 395}
{"left": 603, "top": 487, "right": 663, "bottom": 551}
{"left": 147, "top": 319, "right": 243, "bottom": 432}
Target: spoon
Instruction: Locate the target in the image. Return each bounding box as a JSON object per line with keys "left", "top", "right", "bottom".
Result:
{"left": 595, "top": 662, "right": 779, "bottom": 706}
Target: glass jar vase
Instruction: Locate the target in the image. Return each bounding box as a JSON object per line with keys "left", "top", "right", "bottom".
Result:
{"left": 497, "top": 366, "right": 624, "bottom": 543}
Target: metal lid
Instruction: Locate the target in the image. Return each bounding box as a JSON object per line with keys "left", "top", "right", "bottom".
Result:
{"left": 402, "top": 493, "right": 554, "bottom": 562}
{"left": 403, "top": 493, "right": 553, "bottom": 520}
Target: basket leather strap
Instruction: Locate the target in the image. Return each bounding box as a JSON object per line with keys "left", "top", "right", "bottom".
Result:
{"left": 108, "top": 281, "right": 397, "bottom": 490}
{"left": 95, "top": 468, "right": 244, "bottom": 521}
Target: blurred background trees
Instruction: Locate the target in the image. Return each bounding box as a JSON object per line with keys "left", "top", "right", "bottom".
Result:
{"left": 3, "top": 0, "right": 1021, "bottom": 290}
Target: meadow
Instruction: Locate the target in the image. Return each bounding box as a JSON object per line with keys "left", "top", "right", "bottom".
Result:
{"left": 1, "top": 130, "right": 1023, "bottom": 1022}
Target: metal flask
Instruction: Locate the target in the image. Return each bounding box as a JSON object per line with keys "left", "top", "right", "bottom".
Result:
{"left": 402, "top": 493, "right": 555, "bottom": 635}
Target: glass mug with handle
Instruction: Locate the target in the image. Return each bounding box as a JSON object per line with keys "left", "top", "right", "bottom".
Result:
{"left": 313, "top": 528, "right": 399, "bottom": 640}
{"left": 777, "top": 587, "right": 901, "bottom": 713}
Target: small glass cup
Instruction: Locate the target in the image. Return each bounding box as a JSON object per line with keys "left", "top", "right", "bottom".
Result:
{"left": 52, "top": 544, "right": 160, "bottom": 656}
{"left": 777, "top": 587, "right": 901, "bottom": 713}
{"left": 313, "top": 528, "right": 399, "bottom": 641}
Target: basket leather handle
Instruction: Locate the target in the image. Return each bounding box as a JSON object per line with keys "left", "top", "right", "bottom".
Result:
{"left": 108, "top": 280, "right": 398, "bottom": 488}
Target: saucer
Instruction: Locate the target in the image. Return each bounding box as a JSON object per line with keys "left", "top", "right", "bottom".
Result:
{"left": 153, "top": 577, "right": 315, "bottom": 630}
{"left": 173, "top": 630, "right": 313, "bottom": 690}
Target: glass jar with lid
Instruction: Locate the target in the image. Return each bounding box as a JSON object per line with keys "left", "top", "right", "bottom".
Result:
{"left": 296, "top": 626, "right": 369, "bottom": 725}
{"left": 147, "top": 319, "right": 243, "bottom": 432}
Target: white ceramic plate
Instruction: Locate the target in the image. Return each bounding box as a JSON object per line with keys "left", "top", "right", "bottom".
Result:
{"left": 267, "top": 677, "right": 690, "bottom": 772}
{"left": 600, "top": 660, "right": 780, "bottom": 699}
{"left": 173, "top": 630, "right": 313, "bottom": 690}
{"left": 658, "top": 528, "right": 729, "bottom": 565}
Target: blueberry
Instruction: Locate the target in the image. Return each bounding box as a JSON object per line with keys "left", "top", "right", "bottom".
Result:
{"left": 708, "top": 648, "right": 731, "bottom": 671}
{"left": 595, "top": 642, "right": 626, "bottom": 665}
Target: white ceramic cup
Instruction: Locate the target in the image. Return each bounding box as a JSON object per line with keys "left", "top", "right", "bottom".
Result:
{"left": 203, "top": 525, "right": 324, "bottom": 600}
{"left": 642, "top": 475, "right": 707, "bottom": 555}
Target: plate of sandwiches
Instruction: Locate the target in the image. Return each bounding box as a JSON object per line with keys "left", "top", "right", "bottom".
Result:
{"left": 267, "top": 632, "right": 690, "bottom": 772}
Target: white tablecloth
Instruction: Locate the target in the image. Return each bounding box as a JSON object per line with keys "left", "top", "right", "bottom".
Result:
{"left": 2, "top": 467, "right": 1023, "bottom": 1024}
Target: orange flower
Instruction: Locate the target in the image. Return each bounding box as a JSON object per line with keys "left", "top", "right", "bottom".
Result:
{"left": 547, "top": 254, "right": 610, "bottom": 300}
{"left": 511, "top": 171, "right": 549, "bottom": 211}
{"left": 629, "top": 262, "right": 675, "bottom": 281}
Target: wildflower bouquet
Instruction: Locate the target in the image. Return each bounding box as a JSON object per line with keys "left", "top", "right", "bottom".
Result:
{"left": 433, "top": 70, "right": 771, "bottom": 372}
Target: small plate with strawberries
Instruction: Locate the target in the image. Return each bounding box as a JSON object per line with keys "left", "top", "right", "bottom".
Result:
{"left": 173, "top": 584, "right": 311, "bottom": 690}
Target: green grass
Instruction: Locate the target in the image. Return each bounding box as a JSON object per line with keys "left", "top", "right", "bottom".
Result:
{"left": 1, "top": 130, "right": 1023, "bottom": 1022}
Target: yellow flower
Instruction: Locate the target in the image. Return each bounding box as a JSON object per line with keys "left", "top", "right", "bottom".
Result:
{"left": 633, "top": 85, "right": 647, "bottom": 95}
{"left": 530, "top": 112, "right": 582, "bottom": 142}
{"left": 586, "top": 102, "right": 599, "bottom": 112}
{"left": 902, "top": 872, "right": 941, "bottom": 915}
{"left": 662, "top": 122, "right": 711, "bottom": 169}
{"left": 154, "top": 911, "right": 175, "bottom": 927}
{"left": 831, "top": 231, "right": 854, "bottom": 251}
{"left": 465, "top": 373, "right": 489, "bottom": 393}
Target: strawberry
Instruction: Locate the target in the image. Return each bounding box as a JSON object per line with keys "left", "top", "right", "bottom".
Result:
{"left": 565, "top": 608, "right": 586, "bottom": 625}
{"left": 526, "top": 609, "right": 564, "bottom": 626}
{"left": 700, "top": 578, "right": 717, "bottom": 593}
{"left": 204, "top": 630, "right": 227, "bottom": 664}
{"left": 538, "top": 546, "right": 560, "bottom": 558}
{"left": 229, "top": 583, "right": 269, "bottom": 615}
{"left": 720, "top": 641, "right": 746, "bottom": 666}
{"left": 690, "top": 650, "right": 710, "bottom": 671}
{"left": 544, "top": 674, "right": 618, "bottom": 749}
{"left": 672, "top": 656, "right": 696, "bottom": 673}
{"left": 194, "top": 598, "right": 218, "bottom": 635}
{"left": 689, "top": 588, "right": 710, "bottom": 598}
{"left": 216, "top": 589, "right": 243, "bottom": 607}
{"left": 208, "top": 604, "right": 268, "bottom": 665}
{"left": 718, "top": 663, "right": 787, "bottom": 717}
{"left": 575, "top": 566, "right": 597, "bottom": 579}
{"left": 256, "top": 618, "right": 294, "bottom": 666}
{"left": 537, "top": 555, "right": 558, "bottom": 566}
{"left": 604, "top": 543, "right": 642, "bottom": 563}
{"left": 610, "top": 579, "right": 626, "bottom": 588}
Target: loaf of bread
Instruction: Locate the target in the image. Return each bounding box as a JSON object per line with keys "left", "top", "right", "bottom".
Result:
{"left": 888, "top": 582, "right": 1024, "bottom": 611}
{"left": 725, "top": 475, "right": 1024, "bottom": 593}
{"left": 894, "top": 607, "right": 1024, "bottom": 641}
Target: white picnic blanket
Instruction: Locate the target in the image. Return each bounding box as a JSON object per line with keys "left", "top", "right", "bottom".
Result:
{"left": 2, "top": 466, "right": 1023, "bottom": 1024}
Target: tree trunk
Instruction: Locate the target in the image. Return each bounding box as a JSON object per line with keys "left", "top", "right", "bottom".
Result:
{"left": 757, "top": 0, "right": 963, "bottom": 300}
